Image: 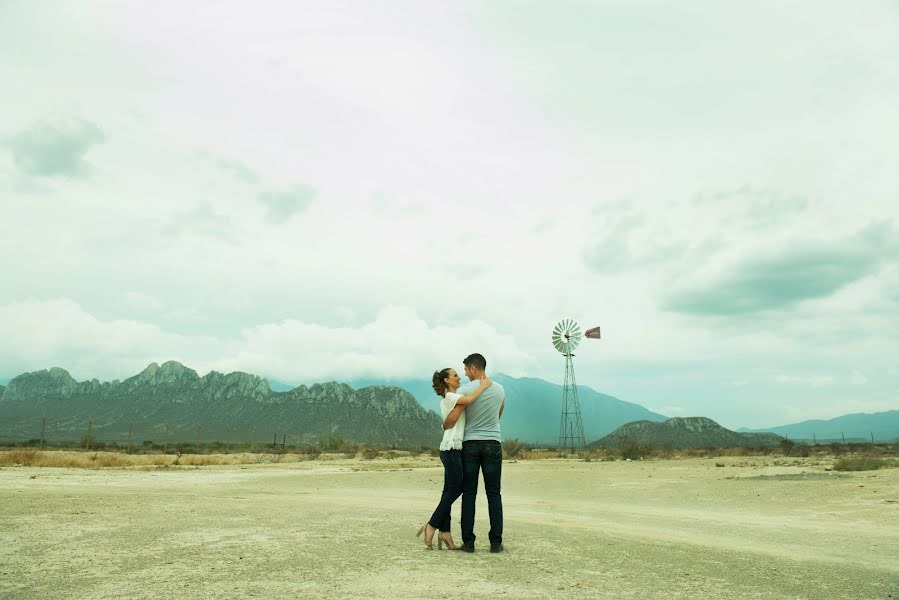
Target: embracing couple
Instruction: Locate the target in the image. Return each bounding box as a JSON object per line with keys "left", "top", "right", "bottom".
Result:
{"left": 417, "top": 353, "right": 505, "bottom": 553}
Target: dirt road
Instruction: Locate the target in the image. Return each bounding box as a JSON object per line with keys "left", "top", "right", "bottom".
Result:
{"left": 1, "top": 455, "right": 897, "bottom": 599}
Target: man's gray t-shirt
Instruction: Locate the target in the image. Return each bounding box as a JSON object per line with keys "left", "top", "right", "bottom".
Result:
{"left": 458, "top": 379, "right": 505, "bottom": 442}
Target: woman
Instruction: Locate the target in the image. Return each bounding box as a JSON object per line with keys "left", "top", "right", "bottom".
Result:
{"left": 417, "top": 367, "right": 491, "bottom": 550}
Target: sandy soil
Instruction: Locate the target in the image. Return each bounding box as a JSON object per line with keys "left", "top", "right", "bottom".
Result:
{"left": 1, "top": 455, "right": 898, "bottom": 599}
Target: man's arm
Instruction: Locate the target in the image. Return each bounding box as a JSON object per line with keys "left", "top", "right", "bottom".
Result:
{"left": 443, "top": 404, "right": 465, "bottom": 430}
{"left": 498, "top": 400, "right": 505, "bottom": 420}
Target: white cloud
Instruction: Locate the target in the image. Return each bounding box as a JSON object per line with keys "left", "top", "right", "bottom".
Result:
{"left": 0, "top": 300, "right": 534, "bottom": 384}
{"left": 775, "top": 374, "right": 834, "bottom": 388}
{"left": 213, "top": 306, "right": 535, "bottom": 382}
{"left": 0, "top": 298, "right": 218, "bottom": 379}
{"left": 850, "top": 370, "right": 868, "bottom": 385}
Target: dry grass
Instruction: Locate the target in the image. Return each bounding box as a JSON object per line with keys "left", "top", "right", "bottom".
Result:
{"left": 175, "top": 454, "right": 230, "bottom": 466}
{"left": 833, "top": 456, "right": 892, "bottom": 472}
{"left": 0, "top": 449, "right": 301, "bottom": 469}
{"left": 10, "top": 450, "right": 366, "bottom": 468}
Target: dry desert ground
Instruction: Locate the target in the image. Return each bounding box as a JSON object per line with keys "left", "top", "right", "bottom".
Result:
{"left": 1, "top": 451, "right": 898, "bottom": 599}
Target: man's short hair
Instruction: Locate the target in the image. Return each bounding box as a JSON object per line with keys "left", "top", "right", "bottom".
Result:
{"left": 463, "top": 353, "right": 487, "bottom": 371}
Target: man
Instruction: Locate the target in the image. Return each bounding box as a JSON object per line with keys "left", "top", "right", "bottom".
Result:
{"left": 453, "top": 352, "right": 505, "bottom": 553}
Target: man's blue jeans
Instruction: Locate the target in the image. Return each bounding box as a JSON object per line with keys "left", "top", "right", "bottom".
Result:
{"left": 461, "top": 440, "right": 503, "bottom": 546}
{"left": 428, "top": 449, "right": 463, "bottom": 531}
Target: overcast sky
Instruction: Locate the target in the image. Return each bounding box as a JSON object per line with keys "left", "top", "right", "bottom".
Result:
{"left": 2, "top": 1, "right": 898, "bottom": 429}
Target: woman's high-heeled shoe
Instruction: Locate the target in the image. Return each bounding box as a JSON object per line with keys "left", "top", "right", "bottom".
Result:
{"left": 416, "top": 522, "right": 435, "bottom": 549}
{"left": 438, "top": 532, "right": 457, "bottom": 550}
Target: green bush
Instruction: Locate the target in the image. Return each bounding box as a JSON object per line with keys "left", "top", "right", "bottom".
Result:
{"left": 620, "top": 440, "right": 647, "bottom": 460}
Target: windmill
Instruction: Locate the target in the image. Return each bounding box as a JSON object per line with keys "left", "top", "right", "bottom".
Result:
{"left": 552, "top": 319, "right": 601, "bottom": 453}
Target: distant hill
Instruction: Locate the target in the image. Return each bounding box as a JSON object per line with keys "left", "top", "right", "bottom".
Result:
{"left": 350, "top": 374, "right": 667, "bottom": 444}
{"left": 739, "top": 410, "right": 899, "bottom": 442}
{"left": 0, "top": 362, "right": 441, "bottom": 446}
{"left": 591, "top": 417, "right": 784, "bottom": 449}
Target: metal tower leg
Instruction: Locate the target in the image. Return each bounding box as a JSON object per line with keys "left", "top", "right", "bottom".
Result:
{"left": 558, "top": 353, "right": 586, "bottom": 453}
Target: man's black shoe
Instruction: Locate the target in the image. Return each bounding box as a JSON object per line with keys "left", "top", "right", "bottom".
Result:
{"left": 460, "top": 543, "right": 475, "bottom": 553}
{"left": 490, "top": 543, "right": 504, "bottom": 553}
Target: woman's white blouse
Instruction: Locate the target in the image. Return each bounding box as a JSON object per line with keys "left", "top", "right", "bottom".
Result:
{"left": 439, "top": 392, "right": 465, "bottom": 451}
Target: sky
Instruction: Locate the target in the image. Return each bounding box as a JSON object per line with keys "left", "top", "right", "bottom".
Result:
{"left": 1, "top": 1, "right": 898, "bottom": 430}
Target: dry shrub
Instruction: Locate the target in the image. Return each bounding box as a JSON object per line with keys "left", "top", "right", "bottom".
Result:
{"left": 503, "top": 438, "right": 528, "bottom": 459}
{"left": 89, "top": 453, "right": 130, "bottom": 467}
{"left": 834, "top": 456, "right": 886, "bottom": 471}
{"left": 300, "top": 446, "right": 322, "bottom": 460}
{"left": 179, "top": 455, "right": 228, "bottom": 466}
{"left": 0, "top": 448, "right": 40, "bottom": 466}
{"left": 362, "top": 447, "right": 380, "bottom": 460}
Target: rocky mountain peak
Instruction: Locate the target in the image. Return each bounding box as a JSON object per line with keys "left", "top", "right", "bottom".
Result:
{"left": 155, "top": 361, "right": 199, "bottom": 383}
{"left": 138, "top": 362, "right": 160, "bottom": 380}
{"left": 132, "top": 361, "right": 199, "bottom": 386}
{"left": 47, "top": 367, "right": 74, "bottom": 380}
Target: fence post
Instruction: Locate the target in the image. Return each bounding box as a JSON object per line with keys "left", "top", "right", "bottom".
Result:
{"left": 164, "top": 420, "right": 170, "bottom": 454}
{"left": 871, "top": 432, "right": 875, "bottom": 444}
{"left": 812, "top": 433, "right": 816, "bottom": 446}
{"left": 86, "top": 417, "right": 93, "bottom": 450}
{"left": 127, "top": 419, "right": 133, "bottom": 454}
{"left": 195, "top": 423, "right": 201, "bottom": 454}
{"left": 252, "top": 428, "right": 257, "bottom": 452}
{"left": 841, "top": 432, "right": 845, "bottom": 444}
{"left": 40, "top": 416, "right": 46, "bottom": 449}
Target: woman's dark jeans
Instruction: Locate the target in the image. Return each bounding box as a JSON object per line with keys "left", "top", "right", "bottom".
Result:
{"left": 428, "top": 449, "right": 463, "bottom": 531}
{"left": 461, "top": 440, "right": 503, "bottom": 546}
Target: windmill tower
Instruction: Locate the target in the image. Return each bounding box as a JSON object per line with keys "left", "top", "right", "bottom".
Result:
{"left": 552, "top": 320, "right": 601, "bottom": 453}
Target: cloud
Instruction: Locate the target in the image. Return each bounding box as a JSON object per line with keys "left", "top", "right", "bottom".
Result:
{"left": 0, "top": 300, "right": 534, "bottom": 384}
{"left": 775, "top": 374, "right": 834, "bottom": 387}
{"left": 663, "top": 222, "right": 899, "bottom": 315}
{"left": 162, "top": 205, "right": 238, "bottom": 243}
{"left": 0, "top": 298, "right": 218, "bottom": 379}
{"left": 212, "top": 157, "right": 259, "bottom": 185}
{"left": 850, "top": 370, "right": 868, "bottom": 385}
{"left": 258, "top": 184, "right": 316, "bottom": 224}
{"left": 4, "top": 116, "right": 106, "bottom": 178}
{"left": 218, "top": 306, "right": 535, "bottom": 382}
{"left": 583, "top": 202, "right": 687, "bottom": 272}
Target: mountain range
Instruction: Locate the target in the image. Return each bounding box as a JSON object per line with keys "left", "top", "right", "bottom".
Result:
{"left": 2, "top": 364, "right": 897, "bottom": 446}
{"left": 0, "top": 362, "right": 440, "bottom": 446}
{"left": 739, "top": 410, "right": 899, "bottom": 442}
{"left": 349, "top": 374, "right": 668, "bottom": 443}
